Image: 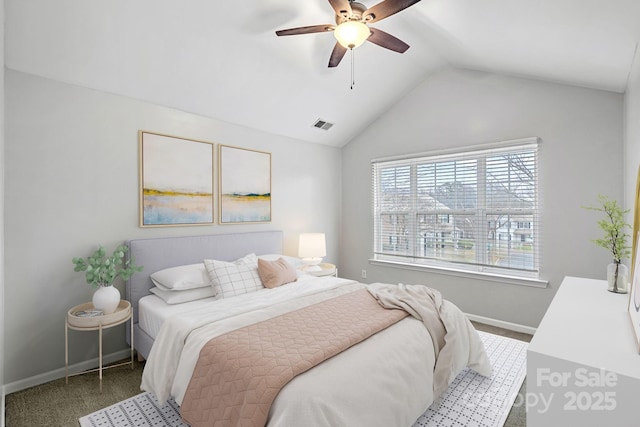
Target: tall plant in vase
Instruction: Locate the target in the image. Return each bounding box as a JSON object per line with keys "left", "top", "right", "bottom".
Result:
{"left": 583, "top": 195, "right": 631, "bottom": 293}
{"left": 72, "top": 245, "right": 143, "bottom": 313}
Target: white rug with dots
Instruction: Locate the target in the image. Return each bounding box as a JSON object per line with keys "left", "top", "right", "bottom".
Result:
{"left": 413, "top": 331, "right": 528, "bottom": 427}
{"left": 80, "top": 331, "right": 527, "bottom": 427}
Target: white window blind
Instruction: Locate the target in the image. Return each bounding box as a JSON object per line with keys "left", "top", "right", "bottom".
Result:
{"left": 372, "top": 138, "right": 540, "bottom": 278}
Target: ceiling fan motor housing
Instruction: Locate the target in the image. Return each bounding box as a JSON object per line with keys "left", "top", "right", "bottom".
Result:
{"left": 335, "top": 1, "right": 370, "bottom": 24}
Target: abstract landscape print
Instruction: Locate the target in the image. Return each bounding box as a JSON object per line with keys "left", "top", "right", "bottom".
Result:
{"left": 219, "top": 145, "right": 271, "bottom": 224}
{"left": 139, "top": 131, "right": 214, "bottom": 227}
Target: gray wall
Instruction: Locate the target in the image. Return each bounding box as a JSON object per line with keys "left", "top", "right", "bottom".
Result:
{"left": 3, "top": 62, "right": 633, "bottom": 391}
{"left": 340, "top": 68, "right": 624, "bottom": 328}
{"left": 4, "top": 70, "right": 342, "bottom": 386}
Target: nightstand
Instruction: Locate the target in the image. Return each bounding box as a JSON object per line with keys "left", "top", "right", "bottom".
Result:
{"left": 306, "top": 263, "right": 338, "bottom": 277}
{"left": 65, "top": 300, "right": 134, "bottom": 390}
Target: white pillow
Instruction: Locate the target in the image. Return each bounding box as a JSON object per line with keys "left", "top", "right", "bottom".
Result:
{"left": 149, "top": 286, "right": 216, "bottom": 304}
{"left": 204, "top": 257, "right": 263, "bottom": 298}
{"left": 150, "top": 263, "right": 211, "bottom": 291}
{"left": 237, "top": 253, "right": 258, "bottom": 265}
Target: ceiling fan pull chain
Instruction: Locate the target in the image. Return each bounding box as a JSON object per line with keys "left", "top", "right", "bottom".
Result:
{"left": 350, "top": 48, "right": 355, "bottom": 90}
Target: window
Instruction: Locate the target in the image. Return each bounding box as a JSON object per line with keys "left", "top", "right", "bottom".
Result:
{"left": 372, "top": 138, "right": 540, "bottom": 279}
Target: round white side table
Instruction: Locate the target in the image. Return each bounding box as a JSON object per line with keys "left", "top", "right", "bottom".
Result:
{"left": 306, "top": 263, "right": 338, "bottom": 277}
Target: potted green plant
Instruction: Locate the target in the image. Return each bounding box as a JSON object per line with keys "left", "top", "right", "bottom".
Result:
{"left": 72, "top": 244, "right": 143, "bottom": 313}
{"left": 583, "top": 194, "right": 631, "bottom": 293}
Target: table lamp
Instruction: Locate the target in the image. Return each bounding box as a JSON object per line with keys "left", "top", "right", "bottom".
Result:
{"left": 298, "top": 233, "right": 326, "bottom": 272}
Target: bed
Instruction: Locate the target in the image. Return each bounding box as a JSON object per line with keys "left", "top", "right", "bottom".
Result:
{"left": 126, "top": 231, "right": 490, "bottom": 427}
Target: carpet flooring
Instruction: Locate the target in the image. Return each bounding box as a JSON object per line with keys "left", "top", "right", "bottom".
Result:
{"left": 5, "top": 322, "right": 531, "bottom": 427}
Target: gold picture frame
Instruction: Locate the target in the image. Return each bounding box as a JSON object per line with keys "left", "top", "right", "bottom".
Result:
{"left": 218, "top": 144, "right": 271, "bottom": 224}
{"left": 139, "top": 131, "right": 215, "bottom": 227}
{"left": 629, "top": 165, "right": 640, "bottom": 353}
{"left": 629, "top": 232, "right": 640, "bottom": 353}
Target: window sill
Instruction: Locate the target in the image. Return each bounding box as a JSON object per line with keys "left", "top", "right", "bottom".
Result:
{"left": 368, "top": 259, "right": 549, "bottom": 288}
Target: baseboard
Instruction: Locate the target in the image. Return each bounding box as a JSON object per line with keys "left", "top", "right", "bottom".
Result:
{"left": 465, "top": 312, "right": 537, "bottom": 336}
{"left": 3, "top": 349, "right": 132, "bottom": 395}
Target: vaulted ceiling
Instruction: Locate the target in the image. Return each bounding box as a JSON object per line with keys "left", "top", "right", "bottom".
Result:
{"left": 6, "top": 0, "right": 640, "bottom": 147}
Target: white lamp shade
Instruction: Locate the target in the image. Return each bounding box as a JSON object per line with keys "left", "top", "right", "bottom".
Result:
{"left": 334, "top": 21, "right": 371, "bottom": 49}
{"left": 298, "top": 233, "right": 327, "bottom": 259}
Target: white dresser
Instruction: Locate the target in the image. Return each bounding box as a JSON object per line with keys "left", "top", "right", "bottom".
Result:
{"left": 527, "top": 276, "right": 640, "bottom": 426}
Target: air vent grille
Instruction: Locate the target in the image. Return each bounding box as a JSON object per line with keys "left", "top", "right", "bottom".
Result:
{"left": 312, "top": 119, "right": 334, "bottom": 131}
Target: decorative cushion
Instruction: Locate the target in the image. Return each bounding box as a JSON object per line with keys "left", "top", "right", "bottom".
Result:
{"left": 149, "top": 286, "right": 216, "bottom": 304}
{"left": 150, "top": 254, "right": 257, "bottom": 294}
{"left": 150, "top": 263, "right": 211, "bottom": 291}
{"left": 257, "top": 257, "right": 298, "bottom": 289}
{"left": 257, "top": 254, "right": 305, "bottom": 269}
{"left": 204, "top": 257, "right": 263, "bottom": 298}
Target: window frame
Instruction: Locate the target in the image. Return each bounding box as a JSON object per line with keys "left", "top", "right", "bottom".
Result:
{"left": 371, "top": 137, "right": 546, "bottom": 286}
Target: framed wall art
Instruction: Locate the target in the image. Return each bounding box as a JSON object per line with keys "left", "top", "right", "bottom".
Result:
{"left": 629, "top": 232, "right": 640, "bottom": 353}
{"left": 630, "top": 165, "right": 640, "bottom": 352}
{"left": 219, "top": 145, "right": 271, "bottom": 224}
{"left": 139, "top": 131, "right": 214, "bottom": 227}
{"left": 632, "top": 165, "right": 640, "bottom": 279}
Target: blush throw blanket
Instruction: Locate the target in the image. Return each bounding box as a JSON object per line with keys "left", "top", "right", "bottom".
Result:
{"left": 180, "top": 288, "right": 409, "bottom": 427}
{"left": 367, "top": 282, "right": 492, "bottom": 398}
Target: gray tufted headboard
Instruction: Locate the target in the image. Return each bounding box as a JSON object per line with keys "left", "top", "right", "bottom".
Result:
{"left": 125, "top": 230, "right": 283, "bottom": 358}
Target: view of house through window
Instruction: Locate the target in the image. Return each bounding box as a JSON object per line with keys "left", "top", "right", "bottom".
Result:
{"left": 372, "top": 138, "right": 540, "bottom": 278}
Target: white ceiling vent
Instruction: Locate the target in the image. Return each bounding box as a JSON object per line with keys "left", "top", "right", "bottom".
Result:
{"left": 312, "top": 119, "right": 334, "bottom": 131}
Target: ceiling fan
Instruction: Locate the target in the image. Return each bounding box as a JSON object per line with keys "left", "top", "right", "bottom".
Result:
{"left": 275, "top": 0, "right": 422, "bottom": 68}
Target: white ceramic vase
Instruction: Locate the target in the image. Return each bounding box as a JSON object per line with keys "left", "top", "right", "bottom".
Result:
{"left": 92, "top": 285, "right": 120, "bottom": 314}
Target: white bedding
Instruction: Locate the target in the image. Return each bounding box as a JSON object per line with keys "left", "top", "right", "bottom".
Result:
{"left": 138, "top": 274, "right": 334, "bottom": 340}
{"left": 142, "top": 276, "right": 360, "bottom": 402}
{"left": 141, "top": 277, "right": 487, "bottom": 427}
{"left": 139, "top": 294, "right": 217, "bottom": 340}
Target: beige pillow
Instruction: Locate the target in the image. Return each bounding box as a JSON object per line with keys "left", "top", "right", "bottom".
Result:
{"left": 257, "top": 257, "right": 298, "bottom": 289}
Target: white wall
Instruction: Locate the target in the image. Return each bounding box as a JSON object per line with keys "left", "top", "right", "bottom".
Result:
{"left": 4, "top": 70, "right": 342, "bottom": 387}
{"left": 341, "top": 68, "right": 624, "bottom": 328}
{"left": 625, "top": 44, "right": 640, "bottom": 223}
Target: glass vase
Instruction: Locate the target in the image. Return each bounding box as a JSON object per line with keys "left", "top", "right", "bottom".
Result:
{"left": 607, "top": 262, "right": 629, "bottom": 294}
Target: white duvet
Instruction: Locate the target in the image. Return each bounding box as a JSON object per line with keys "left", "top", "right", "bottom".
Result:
{"left": 141, "top": 277, "right": 489, "bottom": 427}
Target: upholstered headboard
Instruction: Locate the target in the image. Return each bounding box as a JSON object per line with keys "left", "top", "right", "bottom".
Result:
{"left": 125, "top": 231, "right": 283, "bottom": 357}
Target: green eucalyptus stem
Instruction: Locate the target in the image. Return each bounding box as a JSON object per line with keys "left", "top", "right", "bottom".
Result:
{"left": 72, "top": 245, "right": 143, "bottom": 289}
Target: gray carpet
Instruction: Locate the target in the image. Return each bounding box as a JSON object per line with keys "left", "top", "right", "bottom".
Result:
{"left": 5, "top": 322, "right": 530, "bottom": 427}
{"left": 5, "top": 362, "right": 143, "bottom": 427}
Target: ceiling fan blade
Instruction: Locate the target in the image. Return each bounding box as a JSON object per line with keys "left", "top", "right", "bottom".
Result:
{"left": 328, "top": 42, "right": 348, "bottom": 67}
{"left": 328, "top": 0, "right": 352, "bottom": 18}
{"left": 276, "top": 24, "right": 335, "bottom": 37}
{"left": 363, "top": 0, "right": 422, "bottom": 23}
{"left": 367, "top": 27, "right": 409, "bottom": 53}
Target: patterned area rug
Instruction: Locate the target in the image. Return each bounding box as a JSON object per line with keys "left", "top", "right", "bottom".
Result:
{"left": 413, "top": 331, "right": 528, "bottom": 427}
{"left": 79, "top": 331, "right": 527, "bottom": 427}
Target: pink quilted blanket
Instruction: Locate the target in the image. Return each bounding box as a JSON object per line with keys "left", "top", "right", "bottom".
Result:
{"left": 180, "top": 288, "right": 408, "bottom": 427}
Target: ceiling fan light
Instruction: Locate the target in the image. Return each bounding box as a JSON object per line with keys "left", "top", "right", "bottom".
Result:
{"left": 334, "top": 21, "right": 370, "bottom": 49}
